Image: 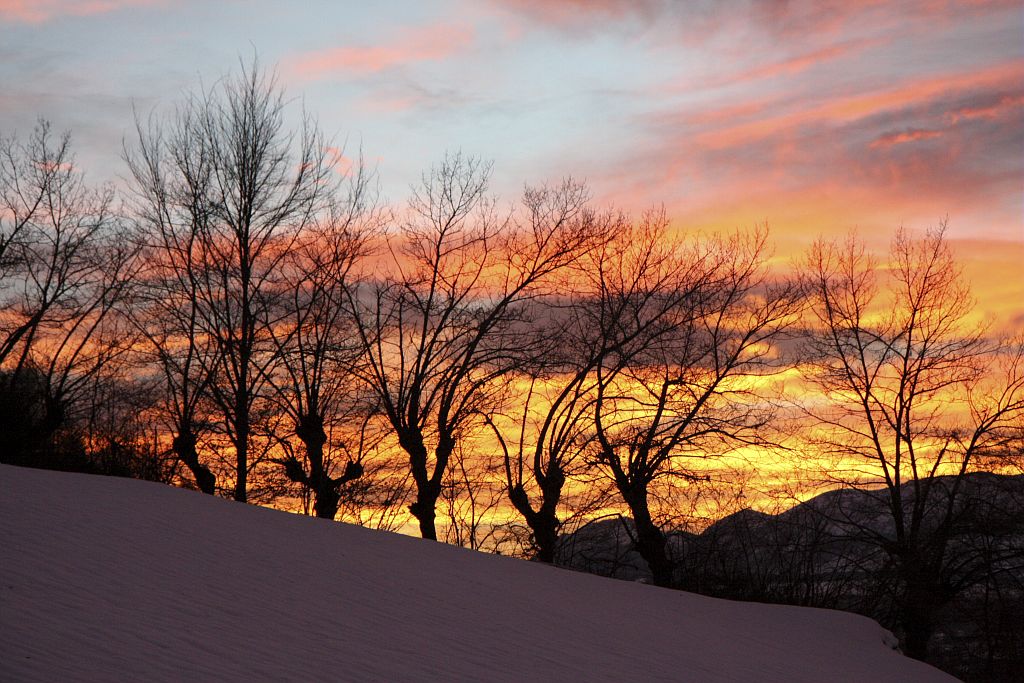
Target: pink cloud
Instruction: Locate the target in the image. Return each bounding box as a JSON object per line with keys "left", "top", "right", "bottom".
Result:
{"left": 692, "top": 62, "right": 1024, "bottom": 150}
{"left": 326, "top": 147, "right": 353, "bottom": 177}
{"left": 493, "top": 0, "right": 659, "bottom": 26}
{"left": 869, "top": 128, "right": 944, "bottom": 148}
{"left": 706, "top": 40, "right": 876, "bottom": 90}
{"left": 584, "top": 55, "right": 1023, "bottom": 252}
{"left": 289, "top": 24, "right": 475, "bottom": 80}
{"left": 0, "top": 0, "right": 156, "bottom": 23}
{"left": 488, "top": 0, "right": 1016, "bottom": 39}
{"left": 946, "top": 93, "right": 1024, "bottom": 124}
{"left": 34, "top": 160, "right": 76, "bottom": 173}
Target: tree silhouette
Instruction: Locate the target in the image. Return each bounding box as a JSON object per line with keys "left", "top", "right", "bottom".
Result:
{"left": 127, "top": 61, "right": 337, "bottom": 502}
{"left": 800, "top": 224, "right": 1024, "bottom": 659}
{"left": 266, "top": 161, "right": 385, "bottom": 518}
{"left": 1, "top": 120, "right": 138, "bottom": 468}
{"left": 347, "top": 154, "right": 601, "bottom": 539}
{"left": 587, "top": 228, "right": 801, "bottom": 587}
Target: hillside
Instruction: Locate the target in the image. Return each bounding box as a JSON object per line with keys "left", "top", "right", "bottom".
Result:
{"left": 0, "top": 465, "right": 955, "bottom": 682}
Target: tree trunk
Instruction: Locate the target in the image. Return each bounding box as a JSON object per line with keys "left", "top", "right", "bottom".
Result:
{"left": 623, "top": 485, "right": 674, "bottom": 587}
{"left": 297, "top": 413, "right": 334, "bottom": 519}
{"left": 313, "top": 486, "right": 341, "bottom": 520}
{"left": 171, "top": 429, "right": 215, "bottom": 495}
{"left": 399, "top": 428, "right": 447, "bottom": 541}
{"left": 410, "top": 492, "right": 439, "bottom": 540}
{"left": 507, "top": 468, "right": 564, "bottom": 564}
{"left": 902, "top": 614, "right": 933, "bottom": 662}
{"left": 900, "top": 566, "right": 940, "bottom": 661}
{"left": 532, "top": 513, "right": 559, "bottom": 564}
{"left": 233, "top": 404, "right": 249, "bottom": 502}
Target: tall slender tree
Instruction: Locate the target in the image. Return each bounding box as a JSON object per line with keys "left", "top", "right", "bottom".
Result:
{"left": 127, "top": 61, "right": 336, "bottom": 502}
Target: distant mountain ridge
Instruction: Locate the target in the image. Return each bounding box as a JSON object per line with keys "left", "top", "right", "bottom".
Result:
{"left": 557, "top": 473, "right": 1024, "bottom": 584}
{"left": 555, "top": 472, "right": 1024, "bottom": 680}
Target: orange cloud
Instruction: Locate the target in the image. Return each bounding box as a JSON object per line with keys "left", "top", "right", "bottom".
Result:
{"left": 0, "top": 0, "right": 156, "bottom": 23}
{"left": 659, "top": 194, "right": 1024, "bottom": 328}
{"left": 289, "top": 24, "right": 475, "bottom": 80}
{"left": 949, "top": 238, "right": 1024, "bottom": 332}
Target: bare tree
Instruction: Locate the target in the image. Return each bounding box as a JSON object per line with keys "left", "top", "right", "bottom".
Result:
{"left": 587, "top": 228, "right": 802, "bottom": 587}
{"left": 485, "top": 211, "right": 681, "bottom": 563}
{"left": 126, "top": 122, "right": 219, "bottom": 494}
{"left": 800, "top": 223, "right": 1024, "bottom": 660}
{"left": 0, "top": 120, "right": 71, "bottom": 368}
{"left": 266, "top": 162, "right": 386, "bottom": 518}
{"left": 0, "top": 120, "right": 139, "bottom": 465}
{"left": 127, "top": 61, "right": 336, "bottom": 502}
{"left": 348, "top": 154, "right": 601, "bottom": 540}
{"left": 487, "top": 369, "right": 594, "bottom": 562}
{"left": 441, "top": 439, "right": 506, "bottom": 551}
{"left": 334, "top": 451, "right": 414, "bottom": 532}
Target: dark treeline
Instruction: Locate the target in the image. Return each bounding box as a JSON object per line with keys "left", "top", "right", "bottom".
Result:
{"left": 1, "top": 63, "right": 1021, "bottom": 681}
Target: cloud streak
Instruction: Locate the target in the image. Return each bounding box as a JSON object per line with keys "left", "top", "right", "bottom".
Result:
{"left": 288, "top": 23, "right": 475, "bottom": 80}
{"left": 0, "top": 0, "right": 157, "bottom": 23}
{"left": 870, "top": 128, "right": 943, "bottom": 149}
{"left": 577, "top": 47, "right": 1024, "bottom": 251}
{"left": 684, "top": 62, "right": 1024, "bottom": 151}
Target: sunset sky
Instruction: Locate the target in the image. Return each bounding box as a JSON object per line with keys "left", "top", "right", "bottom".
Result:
{"left": 2, "top": 0, "right": 1022, "bottom": 322}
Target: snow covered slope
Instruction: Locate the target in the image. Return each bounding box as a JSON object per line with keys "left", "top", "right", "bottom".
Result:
{"left": 0, "top": 465, "right": 955, "bottom": 682}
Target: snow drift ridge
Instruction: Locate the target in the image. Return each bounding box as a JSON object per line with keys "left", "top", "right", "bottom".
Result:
{"left": 0, "top": 465, "right": 954, "bottom": 682}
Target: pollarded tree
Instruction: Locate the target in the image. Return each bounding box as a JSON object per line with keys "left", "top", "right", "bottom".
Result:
{"left": 800, "top": 224, "right": 1024, "bottom": 660}
{"left": 588, "top": 228, "right": 802, "bottom": 587}
{"left": 127, "top": 61, "right": 337, "bottom": 502}
{"left": 486, "top": 210, "right": 686, "bottom": 563}
{"left": 126, "top": 125, "right": 219, "bottom": 494}
{"left": 348, "top": 153, "right": 603, "bottom": 540}
{"left": 266, "top": 160, "right": 386, "bottom": 519}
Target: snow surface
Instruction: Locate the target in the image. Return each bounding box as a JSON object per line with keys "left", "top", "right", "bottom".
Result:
{"left": 0, "top": 465, "right": 956, "bottom": 682}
